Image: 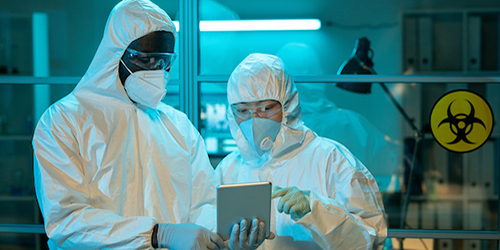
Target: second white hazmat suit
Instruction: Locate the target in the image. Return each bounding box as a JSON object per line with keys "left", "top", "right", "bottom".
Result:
{"left": 33, "top": 1, "right": 217, "bottom": 249}
{"left": 216, "top": 53, "right": 387, "bottom": 250}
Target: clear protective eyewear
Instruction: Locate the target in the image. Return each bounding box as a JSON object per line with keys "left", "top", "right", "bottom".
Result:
{"left": 231, "top": 101, "right": 282, "bottom": 120}
{"left": 126, "top": 48, "right": 177, "bottom": 71}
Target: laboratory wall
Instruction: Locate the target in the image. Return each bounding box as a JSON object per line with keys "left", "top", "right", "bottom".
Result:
{"left": 0, "top": 0, "right": 499, "bottom": 249}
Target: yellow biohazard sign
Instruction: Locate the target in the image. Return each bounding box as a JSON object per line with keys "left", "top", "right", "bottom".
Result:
{"left": 430, "top": 89, "right": 494, "bottom": 153}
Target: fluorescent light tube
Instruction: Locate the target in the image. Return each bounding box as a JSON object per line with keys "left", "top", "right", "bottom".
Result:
{"left": 172, "top": 19, "right": 321, "bottom": 32}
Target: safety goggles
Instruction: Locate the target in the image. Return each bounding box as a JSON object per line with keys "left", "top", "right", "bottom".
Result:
{"left": 231, "top": 101, "right": 282, "bottom": 120}
{"left": 126, "top": 48, "right": 177, "bottom": 71}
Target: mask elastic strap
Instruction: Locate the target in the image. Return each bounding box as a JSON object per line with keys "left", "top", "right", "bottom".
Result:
{"left": 121, "top": 59, "right": 134, "bottom": 75}
{"left": 119, "top": 59, "right": 136, "bottom": 105}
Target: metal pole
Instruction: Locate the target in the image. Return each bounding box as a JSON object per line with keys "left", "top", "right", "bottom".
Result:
{"left": 179, "top": 0, "right": 200, "bottom": 128}
{"left": 376, "top": 81, "right": 423, "bottom": 249}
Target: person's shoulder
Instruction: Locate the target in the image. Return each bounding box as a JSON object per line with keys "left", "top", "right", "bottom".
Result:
{"left": 308, "top": 135, "right": 363, "bottom": 167}
{"left": 307, "top": 135, "right": 345, "bottom": 152}
{"left": 40, "top": 94, "right": 82, "bottom": 123}
{"left": 34, "top": 94, "right": 85, "bottom": 138}
{"left": 215, "top": 150, "right": 243, "bottom": 171}
{"left": 157, "top": 103, "right": 191, "bottom": 123}
{"left": 155, "top": 103, "right": 202, "bottom": 139}
{"left": 323, "top": 136, "right": 349, "bottom": 148}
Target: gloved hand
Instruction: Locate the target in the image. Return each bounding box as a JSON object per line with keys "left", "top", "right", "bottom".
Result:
{"left": 224, "top": 218, "right": 274, "bottom": 250}
{"left": 157, "top": 223, "right": 224, "bottom": 250}
{"left": 271, "top": 186, "right": 311, "bottom": 221}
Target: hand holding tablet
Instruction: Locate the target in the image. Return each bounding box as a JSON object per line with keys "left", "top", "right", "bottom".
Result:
{"left": 217, "top": 181, "right": 274, "bottom": 248}
{"left": 225, "top": 217, "right": 271, "bottom": 250}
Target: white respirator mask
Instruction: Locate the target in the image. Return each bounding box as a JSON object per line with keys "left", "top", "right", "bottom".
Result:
{"left": 121, "top": 59, "right": 170, "bottom": 109}
{"left": 239, "top": 118, "right": 281, "bottom": 156}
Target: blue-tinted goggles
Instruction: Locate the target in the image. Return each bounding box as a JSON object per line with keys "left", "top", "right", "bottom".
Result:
{"left": 126, "top": 48, "right": 177, "bottom": 71}
{"left": 231, "top": 101, "right": 282, "bottom": 120}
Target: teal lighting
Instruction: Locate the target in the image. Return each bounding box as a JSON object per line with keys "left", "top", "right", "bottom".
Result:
{"left": 172, "top": 19, "right": 321, "bottom": 32}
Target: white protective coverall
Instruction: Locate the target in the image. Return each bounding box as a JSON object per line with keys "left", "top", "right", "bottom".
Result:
{"left": 33, "top": 1, "right": 218, "bottom": 249}
{"left": 216, "top": 53, "right": 387, "bottom": 250}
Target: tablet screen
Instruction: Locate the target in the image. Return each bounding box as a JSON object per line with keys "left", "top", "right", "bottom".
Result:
{"left": 217, "top": 181, "right": 272, "bottom": 240}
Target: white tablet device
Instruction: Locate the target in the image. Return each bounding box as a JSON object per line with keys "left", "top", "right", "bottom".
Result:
{"left": 217, "top": 181, "right": 272, "bottom": 240}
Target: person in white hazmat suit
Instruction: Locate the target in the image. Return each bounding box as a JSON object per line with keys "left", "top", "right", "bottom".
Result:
{"left": 32, "top": 1, "right": 267, "bottom": 249}
{"left": 216, "top": 53, "right": 388, "bottom": 250}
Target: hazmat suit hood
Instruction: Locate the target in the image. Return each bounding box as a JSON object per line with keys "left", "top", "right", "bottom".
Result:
{"left": 227, "top": 53, "right": 311, "bottom": 165}
{"left": 73, "top": 0, "right": 177, "bottom": 103}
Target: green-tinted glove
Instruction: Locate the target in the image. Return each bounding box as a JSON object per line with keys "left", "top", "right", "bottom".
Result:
{"left": 272, "top": 186, "right": 311, "bottom": 221}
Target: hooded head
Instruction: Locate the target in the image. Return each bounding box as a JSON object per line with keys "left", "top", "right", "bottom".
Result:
{"left": 227, "top": 53, "right": 309, "bottom": 164}
{"left": 73, "top": 0, "right": 176, "bottom": 104}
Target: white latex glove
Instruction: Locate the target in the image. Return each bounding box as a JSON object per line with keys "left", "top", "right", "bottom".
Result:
{"left": 224, "top": 218, "right": 274, "bottom": 250}
{"left": 157, "top": 223, "right": 224, "bottom": 250}
{"left": 272, "top": 186, "right": 311, "bottom": 221}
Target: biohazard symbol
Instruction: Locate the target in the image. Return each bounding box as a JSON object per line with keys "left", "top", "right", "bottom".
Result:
{"left": 438, "top": 100, "right": 486, "bottom": 144}
{"left": 430, "top": 89, "right": 494, "bottom": 153}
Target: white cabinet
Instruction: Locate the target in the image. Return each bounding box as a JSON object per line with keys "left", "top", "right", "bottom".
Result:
{"left": 403, "top": 10, "right": 500, "bottom": 74}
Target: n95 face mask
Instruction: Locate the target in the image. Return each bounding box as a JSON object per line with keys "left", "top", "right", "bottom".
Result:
{"left": 121, "top": 60, "right": 171, "bottom": 109}
{"left": 239, "top": 118, "right": 281, "bottom": 156}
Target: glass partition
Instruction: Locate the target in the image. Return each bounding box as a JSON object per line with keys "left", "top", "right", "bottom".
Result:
{"left": 200, "top": 77, "right": 500, "bottom": 250}
{"left": 1, "top": 0, "right": 500, "bottom": 249}
{"left": 2, "top": 1, "right": 182, "bottom": 247}
{"left": 199, "top": 1, "right": 500, "bottom": 77}
{"left": 199, "top": 82, "right": 232, "bottom": 166}
{"left": 198, "top": 0, "right": 404, "bottom": 75}
{"left": 386, "top": 238, "right": 499, "bottom": 249}
{"left": 0, "top": 1, "right": 180, "bottom": 78}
